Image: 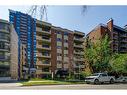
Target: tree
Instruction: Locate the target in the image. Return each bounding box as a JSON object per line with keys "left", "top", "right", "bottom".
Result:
{"left": 84, "top": 35, "right": 112, "bottom": 73}
{"left": 110, "top": 54, "right": 127, "bottom": 75}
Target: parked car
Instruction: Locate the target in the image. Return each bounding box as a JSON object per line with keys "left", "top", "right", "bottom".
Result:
{"left": 115, "top": 76, "right": 127, "bottom": 83}
{"left": 85, "top": 73, "right": 115, "bottom": 84}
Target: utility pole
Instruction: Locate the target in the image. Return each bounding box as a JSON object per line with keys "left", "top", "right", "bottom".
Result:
{"left": 27, "top": 5, "right": 48, "bottom": 21}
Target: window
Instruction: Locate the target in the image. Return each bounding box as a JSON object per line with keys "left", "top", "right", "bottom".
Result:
{"left": 57, "top": 46, "right": 62, "bottom": 49}
{"left": 42, "top": 51, "right": 50, "bottom": 56}
{"left": 0, "top": 42, "right": 5, "bottom": 49}
{"left": 57, "top": 31, "right": 61, "bottom": 34}
{"left": 64, "top": 62, "right": 68, "bottom": 64}
{"left": 42, "top": 44, "right": 50, "bottom": 48}
{"left": 64, "top": 40, "right": 68, "bottom": 43}
{"left": 57, "top": 38, "right": 62, "bottom": 42}
{"left": 64, "top": 47, "right": 68, "bottom": 50}
{"left": 57, "top": 61, "right": 61, "bottom": 64}
{"left": 64, "top": 32, "right": 68, "bottom": 36}
{"left": 64, "top": 54, "right": 68, "bottom": 57}
{"left": 57, "top": 53, "right": 62, "bottom": 56}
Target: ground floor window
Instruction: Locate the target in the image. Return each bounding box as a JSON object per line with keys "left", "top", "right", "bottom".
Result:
{"left": 0, "top": 61, "right": 10, "bottom": 77}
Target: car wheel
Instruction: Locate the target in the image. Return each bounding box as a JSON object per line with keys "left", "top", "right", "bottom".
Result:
{"left": 94, "top": 79, "right": 99, "bottom": 84}
{"left": 110, "top": 79, "right": 114, "bottom": 84}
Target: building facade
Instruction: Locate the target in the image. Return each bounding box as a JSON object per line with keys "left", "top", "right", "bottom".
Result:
{"left": 86, "top": 18, "right": 127, "bottom": 53}
{"left": 0, "top": 19, "right": 18, "bottom": 80}
{"left": 36, "top": 20, "right": 85, "bottom": 78}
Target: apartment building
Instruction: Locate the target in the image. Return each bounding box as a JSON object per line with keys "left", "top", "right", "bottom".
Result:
{"left": 36, "top": 20, "right": 85, "bottom": 78}
{"left": 9, "top": 10, "right": 36, "bottom": 78}
{"left": 86, "top": 18, "right": 127, "bottom": 53}
{"left": 9, "top": 10, "right": 85, "bottom": 79}
{"left": 0, "top": 19, "right": 18, "bottom": 80}
{"left": 20, "top": 43, "right": 27, "bottom": 79}
{"left": 73, "top": 31, "right": 85, "bottom": 78}
{"left": 36, "top": 20, "right": 52, "bottom": 78}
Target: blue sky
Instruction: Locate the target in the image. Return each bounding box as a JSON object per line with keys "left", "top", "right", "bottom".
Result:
{"left": 0, "top": 6, "right": 127, "bottom": 35}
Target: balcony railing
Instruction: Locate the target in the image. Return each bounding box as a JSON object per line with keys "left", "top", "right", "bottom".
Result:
{"left": 0, "top": 29, "right": 10, "bottom": 34}
{"left": 74, "top": 57, "right": 84, "bottom": 61}
{"left": 36, "top": 44, "right": 51, "bottom": 50}
{"left": 74, "top": 50, "right": 84, "bottom": 55}
{"left": 36, "top": 35, "right": 51, "bottom": 43}
{"left": 0, "top": 48, "right": 10, "bottom": 52}
{"left": 120, "top": 34, "right": 127, "bottom": 37}
{"left": 36, "top": 61, "right": 51, "bottom": 66}
{"left": 121, "top": 39, "right": 127, "bottom": 42}
{"left": 36, "top": 69, "right": 51, "bottom": 74}
{"left": 74, "top": 37, "right": 84, "bottom": 42}
{"left": 36, "top": 53, "right": 51, "bottom": 58}
{"left": 36, "top": 27, "right": 51, "bottom": 34}
{"left": 74, "top": 44, "right": 84, "bottom": 48}
{"left": 74, "top": 64, "right": 85, "bottom": 68}
{"left": 0, "top": 55, "right": 10, "bottom": 61}
{"left": 120, "top": 44, "right": 127, "bottom": 47}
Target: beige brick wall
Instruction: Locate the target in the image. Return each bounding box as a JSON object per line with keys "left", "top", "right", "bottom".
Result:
{"left": 10, "top": 24, "right": 18, "bottom": 80}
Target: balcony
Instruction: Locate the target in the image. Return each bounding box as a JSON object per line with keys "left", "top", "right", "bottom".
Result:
{"left": 74, "top": 64, "right": 85, "bottom": 68}
{"left": 74, "top": 50, "right": 84, "bottom": 55}
{"left": 64, "top": 57, "right": 69, "bottom": 62}
{"left": 74, "top": 37, "right": 84, "bottom": 42}
{"left": 36, "top": 44, "right": 51, "bottom": 50}
{"left": 74, "top": 71, "right": 80, "bottom": 74}
{"left": 74, "top": 44, "right": 84, "bottom": 49}
{"left": 74, "top": 57, "right": 84, "bottom": 62}
{"left": 36, "top": 53, "right": 51, "bottom": 58}
{"left": 120, "top": 34, "right": 127, "bottom": 38}
{"left": 0, "top": 36, "right": 10, "bottom": 43}
{"left": 36, "top": 35, "right": 51, "bottom": 43}
{"left": 121, "top": 39, "right": 127, "bottom": 43}
{"left": 0, "top": 29, "right": 10, "bottom": 34}
{"left": 57, "top": 56, "right": 62, "bottom": 61}
{"left": 113, "top": 41, "right": 118, "bottom": 45}
{"left": 74, "top": 31, "right": 85, "bottom": 36}
{"left": 120, "top": 49, "right": 127, "bottom": 53}
{"left": 36, "top": 61, "right": 51, "bottom": 66}
{"left": 113, "top": 36, "right": 118, "bottom": 40}
{"left": 36, "top": 27, "right": 51, "bottom": 35}
{"left": 113, "top": 32, "right": 118, "bottom": 35}
{"left": 0, "top": 55, "right": 10, "bottom": 61}
{"left": 0, "top": 48, "right": 10, "bottom": 52}
{"left": 36, "top": 69, "right": 51, "bottom": 74}
{"left": 120, "top": 44, "right": 127, "bottom": 47}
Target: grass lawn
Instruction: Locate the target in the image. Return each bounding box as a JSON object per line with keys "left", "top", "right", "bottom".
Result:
{"left": 20, "top": 79, "right": 86, "bottom": 86}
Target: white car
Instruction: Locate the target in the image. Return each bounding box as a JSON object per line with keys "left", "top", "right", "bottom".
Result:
{"left": 115, "top": 76, "right": 127, "bottom": 83}
{"left": 85, "top": 73, "right": 115, "bottom": 84}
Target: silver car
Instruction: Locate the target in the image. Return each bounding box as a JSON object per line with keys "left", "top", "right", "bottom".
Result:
{"left": 115, "top": 76, "right": 127, "bottom": 83}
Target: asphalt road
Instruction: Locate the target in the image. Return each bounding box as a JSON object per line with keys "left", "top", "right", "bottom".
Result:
{"left": 0, "top": 83, "right": 127, "bottom": 89}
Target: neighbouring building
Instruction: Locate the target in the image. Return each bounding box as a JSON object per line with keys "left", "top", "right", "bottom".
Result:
{"left": 0, "top": 19, "right": 18, "bottom": 80}
{"left": 9, "top": 9, "right": 36, "bottom": 78}
{"left": 86, "top": 18, "right": 127, "bottom": 53}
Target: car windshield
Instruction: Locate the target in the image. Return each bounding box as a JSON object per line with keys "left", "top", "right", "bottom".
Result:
{"left": 92, "top": 73, "right": 100, "bottom": 76}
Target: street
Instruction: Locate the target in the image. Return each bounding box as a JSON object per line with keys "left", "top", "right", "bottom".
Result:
{"left": 0, "top": 83, "right": 127, "bottom": 89}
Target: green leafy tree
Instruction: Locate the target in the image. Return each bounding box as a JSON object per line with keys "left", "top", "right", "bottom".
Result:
{"left": 110, "top": 54, "right": 127, "bottom": 75}
{"left": 84, "top": 35, "right": 112, "bottom": 73}
{"left": 92, "top": 35, "right": 112, "bottom": 72}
